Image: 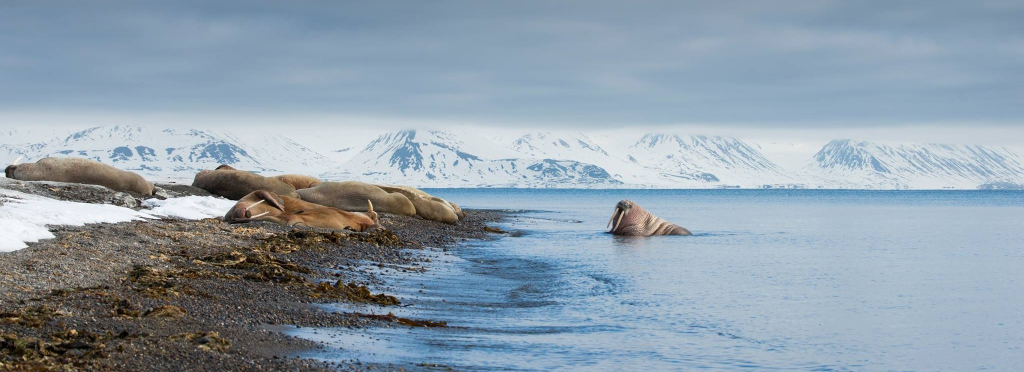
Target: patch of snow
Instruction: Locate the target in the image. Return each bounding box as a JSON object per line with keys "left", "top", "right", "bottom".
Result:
{"left": 0, "top": 189, "right": 153, "bottom": 252}
{"left": 0, "top": 190, "right": 236, "bottom": 252}
{"left": 142, "top": 196, "right": 236, "bottom": 220}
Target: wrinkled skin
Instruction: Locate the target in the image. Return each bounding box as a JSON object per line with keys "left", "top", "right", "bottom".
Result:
{"left": 607, "top": 200, "right": 691, "bottom": 236}
{"left": 227, "top": 190, "right": 378, "bottom": 231}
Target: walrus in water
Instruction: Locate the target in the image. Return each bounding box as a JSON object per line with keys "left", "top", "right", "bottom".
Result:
{"left": 192, "top": 169, "right": 298, "bottom": 200}
{"left": 297, "top": 181, "right": 416, "bottom": 216}
{"left": 6, "top": 156, "right": 155, "bottom": 195}
{"left": 607, "top": 200, "right": 691, "bottom": 236}
{"left": 273, "top": 174, "right": 321, "bottom": 190}
{"left": 376, "top": 184, "right": 460, "bottom": 224}
{"left": 229, "top": 194, "right": 377, "bottom": 232}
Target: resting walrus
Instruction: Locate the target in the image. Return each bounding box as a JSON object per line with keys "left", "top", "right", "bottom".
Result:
{"left": 228, "top": 193, "right": 377, "bottom": 232}
{"left": 297, "top": 181, "right": 416, "bottom": 216}
{"left": 375, "top": 184, "right": 460, "bottom": 224}
{"left": 223, "top": 190, "right": 325, "bottom": 223}
{"left": 212, "top": 165, "right": 321, "bottom": 191}
{"left": 607, "top": 200, "right": 691, "bottom": 236}
{"left": 252, "top": 206, "right": 377, "bottom": 231}
{"left": 5, "top": 156, "right": 155, "bottom": 195}
{"left": 192, "top": 169, "right": 299, "bottom": 200}
{"left": 273, "top": 174, "right": 322, "bottom": 190}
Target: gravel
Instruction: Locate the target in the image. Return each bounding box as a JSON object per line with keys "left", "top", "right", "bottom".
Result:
{"left": 0, "top": 178, "right": 506, "bottom": 371}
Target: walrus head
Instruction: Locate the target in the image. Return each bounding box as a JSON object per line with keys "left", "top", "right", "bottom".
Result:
{"left": 5, "top": 156, "right": 23, "bottom": 178}
{"left": 215, "top": 164, "right": 238, "bottom": 171}
{"left": 225, "top": 190, "right": 287, "bottom": 223}
{"left": 607, "top": 199, "right": 642, "bottom": 234}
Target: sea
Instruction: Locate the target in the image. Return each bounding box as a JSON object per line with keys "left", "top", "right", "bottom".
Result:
{"left": 286, "top": 189, "right": 1024, "bottom": 371}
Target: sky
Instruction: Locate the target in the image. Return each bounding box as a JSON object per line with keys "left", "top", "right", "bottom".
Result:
{"left": 1, "top": 0, "right": 1022, "bottom": 145}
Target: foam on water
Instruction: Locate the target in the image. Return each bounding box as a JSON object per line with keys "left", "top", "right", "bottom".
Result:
{"left": 291, "top": 190, "right": 1024, "bottom": 371}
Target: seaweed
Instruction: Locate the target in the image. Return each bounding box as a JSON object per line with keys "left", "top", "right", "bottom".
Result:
{"left": 142, "top": 305, "right": 187, "bottom": 318}
{"left": 255, "top": 229, "right": 409, "bottom": 253}
{"left": 109, "top": 297, "right": 140, "bottom": 318}
{"left": 125, "top": 266, "right": 207, "bottom": 298}
{"left": 352, "top": 312, "right": 447, "bottom": 328}
{"left": 0, "top": 329, "right": 111, "bottom": 371}
{"left": 0, "top": 306, "right": 68, "bottom": 328}
{"left": 309, "top": 281, "right": 400, "bottom": 305}
{"left": 243, "top": 266, "right": 307, "bottom": 284}
{"left": 351, "top": 229, "right": 408, "bottom": 247}
{"left": 483, "top": 226, "right": 509, "bottom": 234}
{"left": 256, "top": 230, "right": 345, "bottom": 253}
{"left": 196, "top": 251, "right": 312, "bottom": 284}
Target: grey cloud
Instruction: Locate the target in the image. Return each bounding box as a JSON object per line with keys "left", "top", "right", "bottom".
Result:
{"left": 0, "top": 0, "right": 1021, "bottom": 127}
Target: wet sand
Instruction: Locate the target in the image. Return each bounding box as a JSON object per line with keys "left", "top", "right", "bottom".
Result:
{"left": 0, "top": 179, "right": 505, "bottom": 371}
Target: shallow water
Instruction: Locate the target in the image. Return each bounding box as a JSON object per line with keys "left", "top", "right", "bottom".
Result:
{"left": 292, "top": 190, "right": 1024, "bottom": 371}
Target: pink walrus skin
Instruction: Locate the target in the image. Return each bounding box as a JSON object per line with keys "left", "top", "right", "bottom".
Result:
{"left": 607, "top": 200, "right": 691, "bottom": 236}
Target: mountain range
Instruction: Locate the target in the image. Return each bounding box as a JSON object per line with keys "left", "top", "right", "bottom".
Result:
{"left": 2, "top": 125, "right": 1023, "bottom": 189}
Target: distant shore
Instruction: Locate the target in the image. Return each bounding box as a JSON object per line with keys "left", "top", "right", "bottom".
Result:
{"left": 0, "top": 178, "right": 505, "bottom": 371}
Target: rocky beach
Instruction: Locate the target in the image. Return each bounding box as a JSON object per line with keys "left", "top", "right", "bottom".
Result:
{"left": 0, "top": 178, "right": 505, "bottom": 371}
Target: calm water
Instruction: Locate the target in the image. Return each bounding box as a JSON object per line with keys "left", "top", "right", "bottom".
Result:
{"left": 290, "top": 190, "right": 1024, "bottom": 371}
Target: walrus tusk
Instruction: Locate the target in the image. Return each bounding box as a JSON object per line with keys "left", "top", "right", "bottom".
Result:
{"left": 607, "top": 207, "right": 619, "bottom": 230}
{"left": 614, "top": 210, "right": 625, "bottom": 232}
{"left": 367, "top": 199, "right": 374, "bottom": 213}
{"left": 250, "top": 211, "right": 270, "bottom": 219}
{"left": 12, "top": 155, "right": 23, "bottom": 166}
{"left": 245, "top": 199, "right": 266, "bottom": 211}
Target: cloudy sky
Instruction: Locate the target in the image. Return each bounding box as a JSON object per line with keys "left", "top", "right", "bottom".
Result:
{"left": 1, "top": 0, "right": 1022, "bottom": 145}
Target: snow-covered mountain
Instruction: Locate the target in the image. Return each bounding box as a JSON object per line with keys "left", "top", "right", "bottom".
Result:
{"left": 803, "top": 140, "right": 1024, "bottom": 189}
{"left": 624, "top": 134, "right": 796, "bottom": 187}
{"left": 5, "top": 125, "right": 1024, "bottom": 189}
{"left": 505, "top": 132, "right": 663, "bottom": 186}
{"left": 322, "top": 130, "right": 622, "bottom": 187}
{"left": 510, "top": 132, "right": 612, "bottom": 160}
{"left": 2, "top": 125, "right": 337, "bottom": 179}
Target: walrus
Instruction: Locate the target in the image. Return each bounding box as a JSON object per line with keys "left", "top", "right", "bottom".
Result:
{"left": 297, "top": 181, "right": 416, "bottom": 216}
{"left": 376, "top": 185, "right": 460, "bottom": 223}
{"left": 376, "top": 184, "right": 465, "bottom": 221}
{"left": 6, "top": 156, "right": 155, "bottom": 195}
{"left": 212, "top": 164, "right": 320, "bottom": 191}
{"left": 223, "top": 190, "right": 326, "bottom": 223}
{"left": 231, "top": 198, "right": 378, "bottom": 232}
{"left": 607, "top": 200, "right": 691, "bottom": 236}
{"left": 192, "top": 169, "right": 298, "bottom": 200}
{"left": 446, "top": 201, "right": 466, "bottom": 221}
{"left": 273, "top": 174, "right": 322, "bottom": 190}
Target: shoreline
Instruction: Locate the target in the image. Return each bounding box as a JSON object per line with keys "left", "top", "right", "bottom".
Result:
{"left": 0, "top": 178, "right": 508, "bottom": 371}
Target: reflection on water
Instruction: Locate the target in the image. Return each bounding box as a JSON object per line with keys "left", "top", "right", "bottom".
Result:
{"left": 290, "top": 190, "right": 1024, "bottom": 371}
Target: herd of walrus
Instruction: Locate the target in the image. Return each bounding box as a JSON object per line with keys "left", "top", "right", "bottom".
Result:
{"left": 5, "top": 157, "right": 690, "bottom": 236}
